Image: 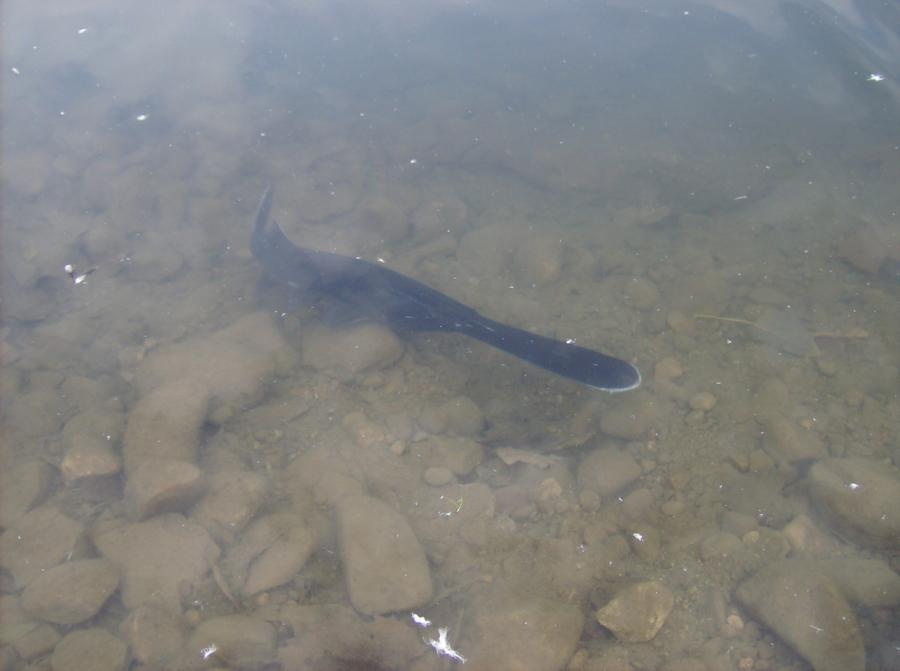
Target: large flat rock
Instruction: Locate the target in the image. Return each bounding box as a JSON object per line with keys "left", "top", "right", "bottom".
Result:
{"left": 337, "top": 494, "right": 432, "bottom": 615}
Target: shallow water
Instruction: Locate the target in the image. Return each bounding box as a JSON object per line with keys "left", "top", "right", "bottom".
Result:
{"left": 2, "top": 1, "right": 899, "bottom": 670}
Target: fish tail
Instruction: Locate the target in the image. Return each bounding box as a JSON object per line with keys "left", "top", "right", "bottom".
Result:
{"left": 255, "top": 185, "right": 274, "bottom": 234}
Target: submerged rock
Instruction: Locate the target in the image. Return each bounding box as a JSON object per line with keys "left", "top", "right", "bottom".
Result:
{"left": 0, "top": 505, "right": 87, "bottom": 589}
{"left": 22, "top": 559, "right": 119, "bottom": 625}
{"left": 302, "top": 322, "right": 403, "bottom": 381}
{"left": 187, "top": 615, "right": 276, "bottom": 668}
{"left": 50, "top": 629, "right": 126, "bottom": 671}
{"left": 224, "top": 512, "right": 318, "bottom": 596}
{"left": 596, "top": 581, "right": 674, "bottom": 642}
{"left": 93, "top": 514, "right": 219, "bottom": 611}
{"left": 578, "top": 444, "right": 641, "bottom": 498}
{"left": 337, "top": 494, "right": 432, "bottom": 615}
{"left": 736, "top": 559, "right": 864, "bottom": 671}
{"left": 0, "top": 460, "right": 54, "bottom": 527}
{"left": 466, "top": 589, "right": 584, "bottom": 671}
{"left": 807, "top": 457, "right": 900, "bottom": 549}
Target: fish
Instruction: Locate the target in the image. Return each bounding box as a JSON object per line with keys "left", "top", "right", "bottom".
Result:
{"left": 251, "top": 186, "right": 641, "bottom": 392}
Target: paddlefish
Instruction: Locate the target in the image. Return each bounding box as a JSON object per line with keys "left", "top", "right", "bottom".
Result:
{"left": 251, "top": 187, "right": 640, "bottom": 392}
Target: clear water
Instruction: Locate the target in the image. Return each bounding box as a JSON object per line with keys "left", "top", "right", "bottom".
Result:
{"left": 1, "top": 1, "right": 898, "bottom": 670}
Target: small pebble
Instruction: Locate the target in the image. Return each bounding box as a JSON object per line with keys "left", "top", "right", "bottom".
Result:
{"left": 815, "top": 357, "right": 836, "bottom": 376}
{"left": 684, "top": 409, "right": 705, "bottom": 425}
{"left": 654, "top": 357, "right": 684, "bottom": 382}
{"left": 626, "top": 277, "right": 661, "bottom": 310}
{"left": 666, "top": 311, "right": 695, "bottom": 335}
{"left": 690, "top": 392, "right": 717, "bottom": 412}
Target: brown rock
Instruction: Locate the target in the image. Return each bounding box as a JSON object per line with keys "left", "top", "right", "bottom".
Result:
{"left": 124, "top": 458, "right": 206, "bottom": 521}
{"left": 596, "top": 581, "right": 674, "bottom": 642}
{"left": 61, "top": 436, "right": 121, "bottom": 484}
{"left": 21, "top": 559, "right": 119, "bottom": 625}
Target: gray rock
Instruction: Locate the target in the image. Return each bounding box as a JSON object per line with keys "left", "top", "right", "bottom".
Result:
{"left": 3, "top": 388, "right": 64, "bottom": 443}
{"left": 700, "top": 532, "right": 744, "bottom": 563}
{"left": 0, "top": 460, "right": 54, "bottom": 527}
{"left": 135, "top": 311, "right": 293, "bottom": 415}
{"left": 578, "top": 445, "right": 641, "bottom": 498}
{"left": 13, "top": 622, "right": 60, "bottom": 661}
{"left": 418, "top": 395, "right": 485, "bottom": 436}
{"left": 722, "top": 471, "right": 800, "bottom": 528}
{"left": 0, "top": 505, "right": 87, "bottom": 589}
{"left": 812, "top": 559, "right": 900, "bottom": 607}
{"left": 337, "top": 494, "right": 432, "bottom": 615}
{"left": 423, "top": 466, "right": 455, "bottom": 487}
{"left": 422, "top": 435, "right": 484, "bottom": 475}
{"left": 21, "top": 559, "right": 119, "bottom": 625}
{"left": 736, "top": 559, "right": 864, "bottom": 671}
{"left": 122, "top": 380, "right": 209, "bottom": 474}
{"left": 120, "top": 604, "right": 186, "bottom": 666}
{"left": 807, "top": 458, "right": 900, "bottom": 549}
{"left": 624, "top": 277, "right": 661, "bottom": 311}
{"left": 759, "top": 413, "right": 826, "bottom": 464}
{"left": 126, "top": 244, "right": 184, "bottom": 282}
{"left": 62, "top": 408, "right": 125, "bottom": 452}
{"left": 276, "top": 602, "right": 424, "bottom": 670}
{"left": 513, "top": 235, "right": 562, "bottom": 286}
{"left": 50, "top": 628, "right": 127, "bottom": 671}
{"left": 302, "top": 322, "right": 403, "bottom": 381}
{"left": 599, "top": 392, "right": 657, "bottom": 440}
{"left": 224, "top": 512, "right": 318, "bottom": 596}
{"left": 187, "top": 615, "right": 275, "bottom": 668}
{"left": 93, "top": 514, "right": 220, "bottom": 611}
{"left": 596, "top": 581, "right": 674, "bottom": 642}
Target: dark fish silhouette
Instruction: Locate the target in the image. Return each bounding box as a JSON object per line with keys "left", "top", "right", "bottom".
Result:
{"left": 251, "top": 187, "right": 640, "bottom": 392}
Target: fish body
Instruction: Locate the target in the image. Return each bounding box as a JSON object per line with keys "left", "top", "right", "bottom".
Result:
{"left": 251, "top": 187, "right": 640, "bottom": 392}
